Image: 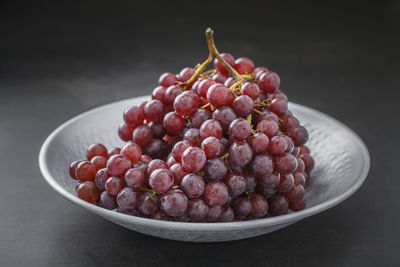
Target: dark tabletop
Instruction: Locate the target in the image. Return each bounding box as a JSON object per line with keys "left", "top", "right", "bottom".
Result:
{"left": 1, "top": 0, "right": 399, "bottom": 266}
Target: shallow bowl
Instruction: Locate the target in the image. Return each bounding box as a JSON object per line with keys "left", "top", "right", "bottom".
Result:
{"left": 39, "top": 95, "right": 370, "bottom": 242}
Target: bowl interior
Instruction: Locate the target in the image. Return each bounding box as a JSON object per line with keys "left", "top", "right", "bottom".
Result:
{"left": 40, "top": 96, "right": 369, "bottom": 229}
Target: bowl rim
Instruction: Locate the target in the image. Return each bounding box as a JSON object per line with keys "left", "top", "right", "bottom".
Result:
{"left": 38, "top": 96, "right": 370, "bottom": 231}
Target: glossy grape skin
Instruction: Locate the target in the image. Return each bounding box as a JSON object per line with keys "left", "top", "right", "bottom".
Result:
{"left": 116, "top": 187, "right": 139, "bottom": 210}
{"left": 299, "top": 146, "right": 310, "bottom": 155}
{"left": 144, "top": 99, "right": 165, "bottom": 123}
{"left": 258, "top": 110, "right": 279, "bottom": 123}
{"left": 282, "top": 136, "right": 294, "bottom": 154}
{"left": 169, "top": 163, "right": 189, "bottom": 185}
{"left": 211, "top": 73, "right": 228, "bottom": 84}
{"left": 181, "top": 147, "right": 207, "bottom": 173}
{"left": 204, "top": 181, "right": 229, "bottom": 206}
{"left": 159, "top": 72, "right": 178, "bottom": 87}
{"left": 206, "top": 84, "right": 234, "bottom": 108}
{"left": 165, "top": 85, "right": 183, "bottom": 105}
{"left": 285, "top": 184, "right": 305, "bottom": 203}
{"left": 105, "top": 177, "right": 124, "bottom": 196}
{"left": 132, "top": 125, "right": 153, "bottom": 147}
{"left": 69, "top": 160, "right": 82, "bottom": 180}
{"left": 258, "top": 72, "right": 280, "bottom": 93}
{"left": 121, "top": 143, "right": 142, "bottom": 164}
{"left": 75, "top": 161, "right": 96, "bottom": 182}
{"left": 187, "top": 199, "right": 209, "bottom": 222}
{"left": 234, "top": 57, "right": 254, "bottom": 74}
{"left": 286, "top": 126, "right": 309, "bottom": 146}
{"left": 161, "top": 189, "right": 188, "bottom": 216}
{"left": 76, "top": 181, "right": 100, "bottom": 203}
{"left": 232, "top": 95, "right": 254, "bottom": 117}
{"left": 197, "top": 79, "right": 216, "bottom": 98}
{"left": 90, "top": 156, "right": 107, "bottom": 171}
{"left": 172, "top": 140, "right": 193, "bottom": 162}
{"left": 218, "top": 205, "right": 234, "bottom": 222}
{"left": 123, "top": 105, "right": 144, "bottom": 128}
{"left": 199, "top": 119, "right": 223, "bottom": 139}
{"left": 192, "top": 109, "right": 211, "bottom": 128}
{"left": 152, "top": 86, "right": 167, "bottom": 104}
{"left": 300, "top": 154, "right": 315, "bottom": 174}
{"left": 283, "top": 116, "right": 300, "bottom": 129}
{"left": 191, "top": 78, "right": 203, "bottom": 93}
{"left": 289, "top": 197, "right": 306, "bottom": 211}
{"left": 257, "top": 168, "right": 279, "bottom": 187}
{"left": 183, "top": 128, "right": 202, "bottom": 147}
{"left": 229, "top": 142, "right": 253, "bottom": 167}
{"left": 205, "top": 205, "right": 222, "bottom": 222}
{"left": 149, "top": 169, "right": 174, "bottom": 193}
{"left": 291, "top": 147, "right": 300, "bottom": 157}
{"left": 268, "top": 194, "right": 289, "bottom": 216}
{"left": 162, "top": 112, "right": 184, "bottom": 135}
{"left": 276, "top": 153, "right": 298, "bottom": 174}
{"left": 151, "top": 210, "right": 171, "bottom": 221}
{"left": 124, "top": 168, "right": 146, "bottom": 189}
{"left": 224, "top": 77, "right": 236, "bottom": 88}
{"left": 181, "top": 173, "right": 205, "bottom": 199}
{"left": 138, "top": 192, "right": 160, "bottom": 215}
{"left": 147, "top": 159, "right": 168, "bottom": 176}
{"left": 229, "top": 118, "right": 251, "bottom": 142}
{"left": 257, "top": 119, "right": 279, "bottom": 138}
{"left": 293, "top": 172, "right": 306, "bottom": 186}
{"left": 249, "top": 194, "right": 269, "bottom": 219}
{"left": 249, "top": 133, "right": 269, "bottom": 154}
{"left": 174, "top": 91, "right": 200, "bottom": 117}
{"left": 224, "top": 173, "right": 246, "bottom": 196}
{"left": 234, "top": 197, "right": 252, "bottom": 218}
{"left": 241, "top": 82, "right": 260, "bottom": 100}
{"left": 118, "top": 122, "right": 134, "bottom": 142}
{"left": 212, "top": 106, "right": 237, "bottom": 131}
{"left": 268, "top": 136, "right": 288, "bottom": 155}
{"left": 201, "top": 137, "right": 223, "bottom": 158}
{"left": 295, "top": 157, "right": 305, "bottom": 173}
{"left": 94, "top": 168, "right": 109, "bottom": 190}
{"left": 250, "top": 154, "right": 274, "bottom": 178}
{"left": 99, "top": 191, "right": 118, "bottom": 210}
{"left": 270, "top": 98, "right": 288, "bottom": 116}
{"left": 87, "top": 143, "right": 108, "bottom": 160}
{"left": 178, "top": 67, "right": 194, "bottom": 82}
{"left": 144, "top": 139, "right": 167, "bottom": 159}
{"left": 108, "top": 147, "right": 121, "bottom": 157}
{"left": 214, "top": 53, "right": 235, "bottom": 75}
{"left": 204, "top": 158, "right": 228, "bottom": 181}
{"left": 277, "top": 174, "right": 295, "bottom": 193}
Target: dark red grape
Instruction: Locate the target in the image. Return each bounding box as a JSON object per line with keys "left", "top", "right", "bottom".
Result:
{"left": 199, "top": 119, "right": 223, "bottom": 139}
{"left": 149, "top": 169, "right": 174, "bottom": 193}
{"left": 293, "top": 172, "right": 306, "bottom": 186}
{"left": 178, "top": 67, "right": 194, "bottom": 82}
{"left": 76, "top": 181, "right": 100, "bottom": 203}
{"left": 224, "top": 173, "right": 246, "bottom": 196}
{"left": 205, "top": 205, "right": 222, "bottom": 222}
{"left": 99, "top": 191, "right": 117, "bottom": 210}
{"left": 165, "top": 85, "right": 183, "bottom": 105}
{"left": 234, "top": 197, "right": 252, "bottom": 218}
{"left": 289, "top": 197, "right": 305, "bottom": 211}
{"left": 249, "top": 133, "right": 269, "bottom": 154}
{"left": 192, "top": 109, "right": 211, "bottom": 128}
{"left": 172, "top": 140, "right": 193, "bottom": 162}
{"left": 201, "top": 137, "right": 223, "bottom": 158}
{"left": 295, "top": 157, "right": 305, "bottom": 173}
{"left": 69, "top": 160, "right": 82, "bottom": 180}
{"left": 138, "top": 192, "right": 160, "bottom": 215}
{"left": 105, "top": 176, "right": 124, "bottom": 196}
{"left": 212, "top": 106, "right": 237, "bottom": 131}
{"left": 234, "top": 57, "right": 254, "bottom": 74}
{"left": 90, "top": 156, "right": 107, "bottom": 171}
{"left": 163, "top": 112, "right": 185, "bottom": 134}
{"left": 159, "top": 72, "right": 178, "bottom": 87}
{"left": 232, "top": 95, "right": 254, "bottom": 117}
{"left": 75, "top": 161, "right": 96, "bottom": 182}
{"left": 133, "top": 125, "right": 153, "bottom": 147}
{"left": 218, "top": 205, "right": 234, "bottom": 222}
{"left": 181, "top": 173, "right": 205, "bottom": 199}
{"left": 174, "top": 91, "right": 200, "bottom": 117}
{"left": 94, "top": 168, "right": 109, "bottom": 190}
{"left": 257, "top": 119, "right": 279, "bottom": 138}
{"left": 256, "top": 185, "right": 277, "bottom": 199}
{"left": 258, "top": 72, "right": 280, "bottom": 93}
{"left": 144, "top": 99, "right": 164, "bottom": 123}
{"left": 169, "top": 163, "right": 189, "bottom": 185}
{"left": 144, "top": 139, "right": 167, "bottom": 159}
{"left": 270, "top": 98, "right": 288, "bottom": 116}
{"left": 241, "top": 82, "right": 260, "bottom": 100}
{"left": 285, "top": 184, "right": 305, "bottom": 204}
{"left": 286, "top": 126, "right": 309, "bottom": 146}
{"left": 125, "top": 168, "right": 146, "bottom": 189}
{"left": 276, "top": 153, "right": 298, "bottom": 174}
{"left": 277, "top": 174, "right": 294, "bottom": 193}
{"left": 183, "top": 128, "right": 202, "bottom": 147}
{"left": 108, "top": 147, "right": 121, "bottom": 156}
{"left": 211, "top": 73, "right": 228, "bottom": 84}
{"left": 250, "top": 154, "right": 273, "bottom": 177}
{"left": 152, "top": 86, "right": 167, "bottom": 104}
{"left": 149, "top": 122, "right": 166, "bottom": 139}
{"left": 204, "top": 181, "right": 229, "bottom": 206}
{"left": 249, "top": 194, "right": 268, "bottom": 218}
{"left": 204, "top": 158, "right": 228, "bottom": 181}
{"left": 123, "top": 105, "right": 144, "bottom": 128}
{"left": 214, "top": 53, "right": 235, "bottom": 75}
{"left": 299, "top": 146, "right": 310, "bottom": 155}
{"left": 118, "top": 122, "right": 134, "bottom": 142}
{"left": 116, "top": 187, "right": 139, "bottom": 210}
{"left": 147, "top": 159, "right": 168, "bottom": 176}
{"left": 187, "top": 198, "right": 209, "bottom": 222}
{"left": 258, "top": 171, "right": 280, "bottom": 188}
{"left": 181, "top": 146, "right": 207, "bottom": 172}
{"left": 87, "top": 143, "right": 108, "bottom": 160}
{"left": 268, "top": 194, "right": 289, "bottom": 216}
{"left": 254, "top": 66, "right": 269, "bottom": 74}
{"left": 121, "top": 143, "right": 142, "bottom": 164}
{"left": 229, "top": 118, "right": 251, "bottom": 141}
{"left": 268, "top": 136, "right": 288, "bottom": 155}
{"left": 300, "top": 154, "right": 315, "bottom": 174}
{"left": 229, "top": 142, "right": 253, "bottom": 167}
{"left": 161, "top": 189, "right": 188, "bottom": 216}
{"left": 198, "top": 79, "right": 216, "bottom": 98}
{"left": 206, "top": 84, "right": 234, "bottom": 108}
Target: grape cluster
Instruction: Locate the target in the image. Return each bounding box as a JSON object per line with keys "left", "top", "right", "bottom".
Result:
{"left": 69, "top": 28, "right": 314, "bottom": 222}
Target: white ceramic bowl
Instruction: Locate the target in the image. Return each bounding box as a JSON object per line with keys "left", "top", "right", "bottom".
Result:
{"left": 39, "top": 95, "right": 370, "bottom": 242}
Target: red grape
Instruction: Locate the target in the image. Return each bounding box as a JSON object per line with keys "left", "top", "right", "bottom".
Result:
{"left": 224, "top": 173, "right": 246, "bottom": 196}
{"left": 75, "top": 161, "right": 96, "bottom": 182}
{"left": 138, "top": 192, "right": 160, "bottom": 215}
{"left": 117, "top": 187, "right": 139, "bottom": 210}
{"left": 123, "top": 105, "right": 144, "bottom": 127}
{"left": 287, "top": 126, "right": 309, "bottom": 147}
{"left": 229, "top": 118, "right": 251, "bottom": 141}
{"left": 181, "top": 146, "right": 207, "bottom": 172}
{"left": 133, "top": 125, "right": 153, "bottom": 147}
{"left": 205, "top": 205, "right": 222, "bottom": 222}
{"left": 169, "top": 163, "right": 189, "bottom": 185}
{"left": 251, "top": 154, "right": 274, "bottom": 177}
{"left": 214, "top": 53, "right": 235, "bottom": 75}
{"left": 152, "top": 86, "right": 167, "bottom": 104}
{"left": 76, "top": 181, "right": 100, "bottom": 203}
{"left": 257, "top": 119, "right": 279, "bottom": 138}
{"left": 228, "top": 142, "right": 253, "bottom": 167}
{"left": 147, "top": 159, "right": 168, "bottom": 176}
{"left": 249, "top": 133, "right": 269, "bottom": 154}
{"left": 204, "top": 181, "right": 229, "bottom": 206}
{"left": 124, "top": 168, "right": 146, "bottom": 188}
{"left": 94, "top": 168, "right": 109, "bottom": 190}
{"left": 218, "top": 204, "right": 234, "bottom": 222}
{"left": 277, "top": 174, "right": 294, "bottom": 192}
{"left": 172, "top": 140, "right": 193, "bottom": 162}
{"left": 149, "top": 169, "right": 174, "bottom": 193}
{"left": 270, "top": 98, "right": 288, "bottom": 115}
{"left": 258, "top": 72, "right": 280, "bottom": 93}
{"left": 268, "top": 194, "right": 289, "bottom": 216}
{"left": 174, "top": 91, "right": 200, "bottom": 117}
{"left": 241, "top": 82, "right": 260, "bottom": 100}
{"left": 268, "top": 136, "right": 288, "bottom": 155}
{"left": 159, "top": 72, "right": 178, "bottom": 87}
{"left": 300, "top": 154, "right": 315, "bottom": 174}
{"left": 249, "top": 194, "right": 268, "bottom": 219}
{"left": 69, "top": 160, "right": 82, "bottom": 180}
{"left": 276, "top": 153, "right": 298, "bottom": 174}
{"left": 90, "top": 156, "right": 107, "bottom": 171}
{"left": 187, "top": 198, "right": 209, "bottom": 222}
{"left": 165, "top": 85, "right": 183, "bottom": 105}
{"left": 99, "top": 191, "right": 117, "bottom": 210}
{"left": 192, "top": 109, "right": 211, "bottom": 128}
{"left": 161, "top": 189, "right": 188, "bottom": 216}
{"left": 200, "top": 119, "right": 223, "bottom": 139}
{"left": 105, "top": 176, "right": 124, "bottom": 196}
{"left": 201, "top": 137, "right": 223, "bottom": 158}
{"left": 163, "top": 112, "right": 185, "bottom": 134}
{"left": 87, "top": 143, "right": 108, "bottom": 160}
{"left": 108, "top": 147, "right": 121, "bottom": 156}
{"left": 258, "top": 171, "right": 280, "bottom": 188}
{"left": 198, "top": 79, "right": 216, "bottom": 98}
{"left": 234, "top": 57, "right": 254, "bottom": 74}
{"left": 178, "top": 67, "right": 194, "bottom": 82}
{"left": 144, "top": 99, "right": 165, "bottom": 123}
{"left": 183, "top": 128, "right": 202, "bottom": 147}
{"left": 206, "top": 84, "right": 234, "bottom": 108}
{"left": 234, "top": 197, "right": 252, "bottom": 218}
{"left": 181, "top": 173, "right": 205, "bottom": 199}
{"left": 212, "top": 106, "right": 237, "bottom": 131}
{"left": 118, "top": 122, "right": 134, "bottom": 142}
{"left": 204, "top": 158, "right": 228, "bottom": 181}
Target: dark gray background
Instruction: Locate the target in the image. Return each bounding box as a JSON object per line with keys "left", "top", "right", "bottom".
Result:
{"left": 1, "top": 0, "right": 399, "bottom": 266}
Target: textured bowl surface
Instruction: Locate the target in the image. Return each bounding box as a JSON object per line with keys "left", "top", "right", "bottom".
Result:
{"left": 39, "top": 95, "right": 370, "bottom": 242}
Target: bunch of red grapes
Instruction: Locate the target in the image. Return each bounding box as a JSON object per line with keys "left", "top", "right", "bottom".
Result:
{"left": 69, "top": 28, "right": 314, "bottom": 222}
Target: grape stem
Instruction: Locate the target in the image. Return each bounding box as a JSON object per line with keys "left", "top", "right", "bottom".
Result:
{"left": 139, "top": 187, "right": 159, "bottom": 197}
{"left": 183, "top": 55, "right": 213, "bottom": 90}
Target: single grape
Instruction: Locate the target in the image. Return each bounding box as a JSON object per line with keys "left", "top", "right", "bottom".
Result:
{"left": 206, "top": 84, "right": 234, "bottom": 108}
{"left": 165, "top": 85, "right": 183, "bottom": 105}
{"left": 293, "top": 172, "right": 306, "bottom": 186}
{"left": 87, "top": 143, "right": 108, "bottom": 160}
{"left": 257, "top": 119, "right": 279, "bottom": 138}
{"left": 249, "top": 133, "right": 269, "bottom": 154}
{"left": 174, "top": 91, "right": 200, "bottom": 117}
{"left": 289, "top": 197, "right": 306, "bottom": 211}
{"left": 232, "top": 95, "right": 254, "bottom": 117}
{"left": 229, "top": 142, "right": 253, "bottom": 167}
{"left": 268, "top": 194, "right": 289, "bottom": 216}
{"left": 138, "top": 192, "right": 160, "bottom": 215}
{"left": 229, "top": 118, "right": 251, "bottom": 141}
{"left": 286, "top": 126, "right": 309, "bottom": 146}
{"left": 234, "top": 197, "right": 252, "bottom": 218}
{"left": 181, "top": 173, "right": 205, "bottom": 199}
{"left": 132, "top": 125, "right": 153, "bottom": 147}
{"left": 199, "top": 119, "right": 223, "bottom": 139}
{"left": 299, "top": 146, "right": 310, "bottom": 155}
{"left": 285, "top": 184, "right": 305, "bottom": 203}
{"left": 144, "top": 139, "right": 167, "bottom": 159}
{"left": 123, "top": 105, "right": 144, "bottom": 128}
{"left": 172, "top": 140, "right": 193, "bottom": 162}
{"left": 90, "top": 156, "right": 107, "bottom": 171}
{"left": 295, "top": 157, "right": 305, "bottom": 173}
{"left": 94, "top": 168, "right": 109, "bottom": 190}
{"left": 144, "top": 99, "right": 164, "bottom": 123}
{"left": 258, "top": 72, "right": 280, "bottom": 93}
{"left": 187, "top": 198, "right": 209, "bottom": 221}
{"left": 198, "top": 79, "right": 216, "bottom": 98}
{"left": 254, "top": 66, "right": 269, "bottom": 74}
{"left": 300, "top": 154, "right": 315, "bottom": 174}
{"left": 161, "top": 111, "right": 184, "bottom": 135}
{"left": 118, "top": 122, "right": 134, "bottom": 142}
{"left": 99, "top": 191, "right": 118, "bottom": 210}
{"left": 169, "top": 163, "right": 189, "bottom": 185}
{"left": 125, "top": 168, "right": 146, "bottom": 189}
{"left": 147, "top": 159, "right": 168, "bottom": 176}
{"left": 214, "top": 53, "right": 235, "bottom": 75}
{"left": 283, "top": 116, "right": 300, "bottom": 129}
{"left": 277, "top": 174, "right": 294, "bottom": 193}
{"left": 75, "top": 161, "right": 96, "bottom": 182}
{"left": 258, "top": 171, "right": 280, "bottom": 189}
{"left": 76, "top": 181, "right": 100, "bottom": 203}
{"left": 159, "top": 72, "right": 178, "bottom": 87}
{"left": 224, "top": 173, "right": 246, "bottom": 196}
{"left": 234, "top": 57, "right": 254, "bottom": 74}
{"left": 204, "top": 158, "right": 228, "bottom": 181}
{"left": 149, "top": 122, "right": 166, "bottom": 139}
{"left": 108, "top": 147, "right": 121, "bottom": 156}
{"left": 140, "top": 155, "right": 152, "bottom": 164}
{"left": 161, "top": 189, "right": 188, "bottom": 216}
{"left": 152, "top": 86, "right": 167, "bottom": 104}
{"left": 218, "top": 204, "right": 235, "bottom": 222}
{"left": 268, "top": 136, "right": 288, "bottom": 155}
{"left": 116, "top": 187, "right": 139, "bottom": 210}
{"left": 205, "top": 205, "right": 222, "bottom": 222}
{"left": 241, "top": 82, "right": 260, "bottom": 100}
{"left": 121, "top": 143, "right": 142, "bottom": 164}
{"left": 276, "top": 153, "right": 298, "bottom": 174}
{"left": 201, "top": 137, "right": 223, "bottom": 158}
{"left": 69, "top": 160, "right": 82, "bottom": 180}
{"left": 192, "top": 109, "right": 211, "bottom": 128}
{"left": 105, "top": 176, "right": 124, "bottom": 196}
{"left": 282, "top": 136, "right": 294, "bottom": 153}
{"left": 181, "top": 146, "right": 207, "bottom": 172}
{"left": 270, "top": 98, "right": 288, "bottom": 116}
{"left": 212, "top": 106, "right": 237, "bottom": 131}
{"left": 250, "top": 154, "right": 274, "bottom": 177}
{"left": 204, "top": 181, "right": 229, "bottom": 206}
{"left": 178, "top": 67, "right": 194, "bottom": 82}
{"left": 183, "top": 128, "right": 202, "bottom": 147}
{"left": 258, "top": 110, "right": 279, "bottom": 123}
{"left": 211, "top": 73, "right": 228, "bottom": 84}
{"left": 149, "top": 169, "right": 174, "bottom": 193}
{"left": 249, "top": 194, "right": 268, "bottom": 219}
